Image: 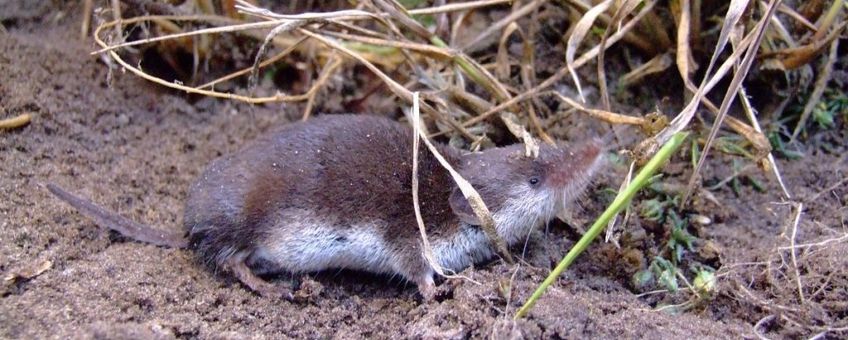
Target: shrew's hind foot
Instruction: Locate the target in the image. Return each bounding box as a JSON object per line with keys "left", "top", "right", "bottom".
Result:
{"left": 393, "top": 251, "right": 438, "bottom": 302}
{"left": 226, "top": 257, "right": 294, "bottom": 301}
{"left": 417, "top": 277, "right": 436, "bottom": 301}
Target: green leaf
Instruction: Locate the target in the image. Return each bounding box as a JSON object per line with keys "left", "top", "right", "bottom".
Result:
{"left": 633, "top": 270, "right": 654, "bottom": 291}
{"left": 639, "top": 199, "right": 665, "bottom": 222}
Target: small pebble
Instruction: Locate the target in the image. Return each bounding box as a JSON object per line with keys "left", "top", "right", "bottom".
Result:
{"left": 117, "top": 114, "right": 130, "bottom": 126}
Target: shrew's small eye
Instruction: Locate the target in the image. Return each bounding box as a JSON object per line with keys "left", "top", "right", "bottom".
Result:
{"left": 529, "top": 177, "right": 540, "bottom": 185}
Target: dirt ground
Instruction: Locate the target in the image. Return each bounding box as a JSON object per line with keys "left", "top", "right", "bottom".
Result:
{"left": 2, "top": 2, "right": 846, "bottom": 339}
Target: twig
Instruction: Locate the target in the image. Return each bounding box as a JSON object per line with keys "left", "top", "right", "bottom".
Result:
{"left": 706, "top": 163, "right": 757, "bottom": 191}
{"left": 410, "top": 92, "right": 463, "bottom": 280}
{"left": 674, "top": 0, "right": 696, "bottom": 101}
{"left": 494, "top": 22, "right": 519, "bottom": 79}
{"left": 500, "top": 112, "right": 540, "bottom": 157}
{"left": 356, "top": 0, "right": 423, "bottom": 76}
{"left": 80, "top": 0, "right": 94, "bottom": 38}
{"left": 251, "top": 0, "right": 512, "bottom": 19}
{"left": 248, "top": 20, "right": 313, "bottom": 91}
{"left": 197, "top": 35, "right": 310, "bottom": 90}
{"left": 788, "top": 202, "right": 805, "bottom": 304}
{"left": 322, "top": 30, "right": 455, "bottom": 60}
{"left": 371, "top": 0, "right": 512, "bottom": 105}
{"left": 553, "top": 93, "right": 648, "bottom": 126}
{"left": 735, "top": 284, "right": 804, "bottom": 313}
{"left": 777, "top": 3, "right": 817, "bottom": 32}
{"left": 560, "top": 0, "right": 655, "bottom": 54}
{"left": 302, "top": 55, "right": 343, "bottom": 120}
{"left": 460, "top": 0, "right": 545, "bottom": 52}
{"left": 502, "top": 262, "right": 522, "bottom": 315}
{"left": 326, "top": 18, "right": 392, "bottom": 39}
{"left": 810, "top": 0, "right": 844, "bottom": 42}
{"left": 777, "top": 233, "right": 848, "bottom": 252}
{"left": 620, "top": 53, "right": 673, "bottom": 88}
{"left": 606, "top": 161, "right": 635, "bottom": 242}
{"left": 0, "top": 114, "right": 32, "bottom": 130}
{"left": 753, "top": 315, "right": 776, "bottom": 340}
{"left": 807, "top": 176, "right": 848, "bottom": 203}
{"left": 111, "top": 0, "right": 123, "bottom": 43}
{"left": 736, "top": 86, "right": 792, "bottom": 198}
{"left": 92, "top": 13, "right": 358, "bottom": 54}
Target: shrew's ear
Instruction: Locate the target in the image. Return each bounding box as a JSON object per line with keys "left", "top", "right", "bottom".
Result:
{"left": 449, "top": 188, "right": 481, "bottom": 225}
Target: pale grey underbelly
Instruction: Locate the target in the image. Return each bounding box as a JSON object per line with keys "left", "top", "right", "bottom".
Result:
{"left": 249, "top": 209, "right": 501, "bottom": 276}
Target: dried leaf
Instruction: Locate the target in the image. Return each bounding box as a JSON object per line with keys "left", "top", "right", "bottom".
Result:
{"left": 620, "top": 53, "right": 672, "bottom": 88}
{"left": 764, "top": 22, "right": 847, "bottom": 70}
{"left": 597, "top": 0, "right": 643, "bottom": 110}
{"left": 565, "top": 0, "right": 613, "bottom": 103}
{"left": 799, "top": 0, "right": 827, "bottom": 24}
{"left": 499, "top": 112, "right": 539, "bottom": 158}
{"left": 674, "top": 0, "right": 699, "bottom": 95}
{"left": 810, "top": 0, "right": 844, "bottom": 42}
{"left": 554, "top": 92, "right": 649, "bottom": 127}
{"left": 496, "top": 22, "right": 521, "bottom": 80}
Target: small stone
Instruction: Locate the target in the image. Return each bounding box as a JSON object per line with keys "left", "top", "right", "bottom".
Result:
{"left": 117, "top": 114, "right": 130, "bottom": 126}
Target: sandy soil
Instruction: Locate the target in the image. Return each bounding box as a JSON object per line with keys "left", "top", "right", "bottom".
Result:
{"left": 2, "top": 2, "right": 846, "bottom": 339}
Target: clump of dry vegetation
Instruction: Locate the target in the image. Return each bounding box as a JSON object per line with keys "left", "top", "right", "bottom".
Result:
{"left": 725, "top": 203, "right": 848, "bottom": 337}
{"left": 82, "top": 0, "right": 846, "bottom": 337}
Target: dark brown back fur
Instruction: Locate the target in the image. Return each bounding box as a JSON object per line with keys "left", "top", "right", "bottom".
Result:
{"left": 184, "top": 115, "right": 463, "bottom": 266}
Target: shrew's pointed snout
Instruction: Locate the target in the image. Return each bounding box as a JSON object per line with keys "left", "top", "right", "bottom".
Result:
{"left": 542, "top": 139, "right": 603, "bottom": 188}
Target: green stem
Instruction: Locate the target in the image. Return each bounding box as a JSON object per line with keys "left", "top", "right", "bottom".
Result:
{"left": 514, "top": 132, "right": 690, "bottom": 319}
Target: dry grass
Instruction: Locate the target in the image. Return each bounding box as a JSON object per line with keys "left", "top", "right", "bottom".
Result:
{"left": 723, "top": 208, "right": 848, "bottom": 335}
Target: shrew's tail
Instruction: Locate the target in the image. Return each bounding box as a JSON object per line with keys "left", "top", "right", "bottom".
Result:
{"left": 47, "top": 183, "right": 188, "bottom": 248}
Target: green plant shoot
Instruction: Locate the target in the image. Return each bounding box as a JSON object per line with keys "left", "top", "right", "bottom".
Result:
{"left": 515, "top": 131, "right": 690, "bottom": 319}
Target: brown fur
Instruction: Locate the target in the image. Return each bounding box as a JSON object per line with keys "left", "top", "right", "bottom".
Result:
{"left": 184, "top": 115, "right": 464, "bottom": 269}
